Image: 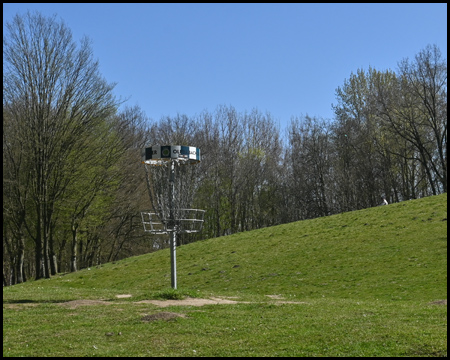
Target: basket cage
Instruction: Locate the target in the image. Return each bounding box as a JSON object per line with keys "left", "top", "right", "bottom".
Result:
{"left": 141, "top": 146, "right": 204, "bottom": 235}
{"left": 141, "top": 208, "right": 206, "bottom": 234}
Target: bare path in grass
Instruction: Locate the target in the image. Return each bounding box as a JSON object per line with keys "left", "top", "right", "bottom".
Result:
{"left": 52, "top": 295, "right": 308, "bottom": 308}
{"left": 4, "top": 294, "right": 309, "bottom": 309}
{"left": 5, "top": 295, "right": 445, "bottom": 309}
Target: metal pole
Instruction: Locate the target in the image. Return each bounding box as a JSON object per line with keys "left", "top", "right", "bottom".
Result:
{"left": 169, "top": 160, "right": 177, "bottom": 289}
{"left": 170, "top": 232, "right": 177, "bottom": 289}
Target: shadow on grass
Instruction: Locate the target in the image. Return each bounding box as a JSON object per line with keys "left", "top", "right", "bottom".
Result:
{"left": 3, "top": 299, "right": 74, "bottom": 304}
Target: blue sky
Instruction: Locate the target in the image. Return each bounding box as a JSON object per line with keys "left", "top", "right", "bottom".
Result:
{"left": 3, "top": 3, "right": 447, "bottom": 133}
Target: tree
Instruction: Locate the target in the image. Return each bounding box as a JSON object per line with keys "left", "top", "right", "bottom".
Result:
{"left": 331, "top": 68, "right": 394, "bottom": 210}
{"left": 331, "top": 45, "right": 446, "bottom": 205}
{"left": 3, "top": 108, "right": 31, "bottom": 284}
{"left": 396, "top": 44, "right": 447, "bottom": 193}
{"left": 287, "top": 115, "right": 333, "bottom": 219}
{"left": 101, "top": 106, "right": 154, "bottom": 262}
{"left": 3, "top": 11, "right": 119, "bottom": 279}
{"left": 238, "top": 109, "right": 283, "bottom": 229}
{"left": 374, "top": 46, "right": 447, "bottom": 197}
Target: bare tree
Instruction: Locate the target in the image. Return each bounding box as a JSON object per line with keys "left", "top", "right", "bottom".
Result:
{"left": 396, "top": 44, "right": 447, "bottom": 193}
{"left": 3, "top": 11, "right": 118, "bottom": 279}
{"left": 287, "top": 115, "right": 333, "bottom": 219}
{"left": 238, "top": 109, "right": 283, "bottom": 230}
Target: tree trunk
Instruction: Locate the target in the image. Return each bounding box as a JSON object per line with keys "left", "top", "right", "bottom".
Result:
{"left": 15, "top": 236, "right": 25, "bottom": 284}
{"left": 71, "top": 225, "right": 78, "bottom": 272}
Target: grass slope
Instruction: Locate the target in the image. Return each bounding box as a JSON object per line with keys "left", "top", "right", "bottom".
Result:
{"left": 3, "top": 193, "right": 447, "bottom": 357}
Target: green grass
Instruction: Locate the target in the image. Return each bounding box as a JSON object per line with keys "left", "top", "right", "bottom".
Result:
{"left": 3, "top": 193, "right": 447, "bottom": 357}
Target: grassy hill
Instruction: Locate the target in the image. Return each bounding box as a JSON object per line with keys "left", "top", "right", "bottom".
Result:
{"left": 3, "top": 193, "right": 447, "bottom": 357}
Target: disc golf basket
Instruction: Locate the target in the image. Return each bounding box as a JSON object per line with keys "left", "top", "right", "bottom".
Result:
{"left": 140, "top": 209, "right": 205, "bottom": 234}
{"left": 141, "top": 145, "right": 205, "bottom": 289}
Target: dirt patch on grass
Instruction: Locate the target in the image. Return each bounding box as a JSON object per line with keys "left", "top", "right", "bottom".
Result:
{"left": 3, "top": 303, "right": 40, "bottom": 309}
{"left": 115, "top": 294, "right": 132, "bottom": 298}
{"left": 7, "top": 295, "right": 307, "bottom": 309}
{"left": 141, "top": 312, "right": 187, "bottom": 322}
{"left": 134, "top": 296, "right": 307, "bottom": 307}
{"left": 136, "top": 296, "right": 247, "bottom": 307}
{"left": 428, "top": 299, "right": 447, "bottom": 305}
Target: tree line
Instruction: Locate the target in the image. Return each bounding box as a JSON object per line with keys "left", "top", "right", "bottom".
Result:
{"left": 3, "top": 12, "right": 447, "bottom": 285}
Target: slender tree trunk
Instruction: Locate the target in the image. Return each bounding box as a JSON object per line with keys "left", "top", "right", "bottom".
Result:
{"left": 43, "top": 231, "right": 51, "bottom": 279}
{"left": 49, "top": 230, "right": 58, "bottom": 275}
{"left": 34, "top": 239, "right": 43, "bottom": 280}
{"left": 71, "top": 225, "right": 78, "bottom": 272}
{"left": 15, "top": 236, "right": 25, "bottom": 283}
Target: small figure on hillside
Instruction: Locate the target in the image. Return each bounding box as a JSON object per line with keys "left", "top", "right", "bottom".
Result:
{"left": 382, "top": 197, "right": 389, "bottom": 205}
